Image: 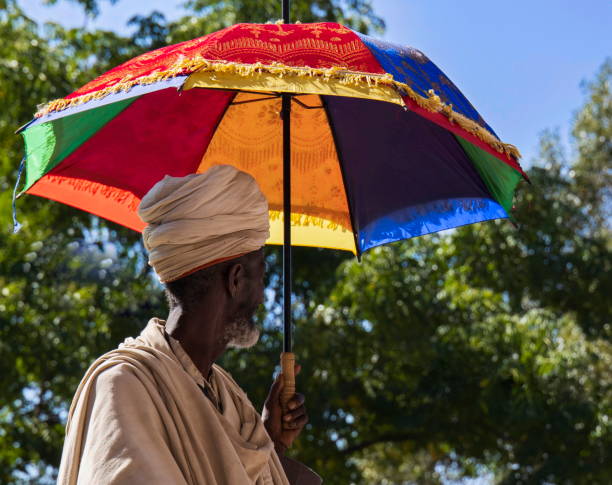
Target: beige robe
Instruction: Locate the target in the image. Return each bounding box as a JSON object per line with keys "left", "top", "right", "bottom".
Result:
{"left": 57, "top": 319, "right": 290, "bottom": 485}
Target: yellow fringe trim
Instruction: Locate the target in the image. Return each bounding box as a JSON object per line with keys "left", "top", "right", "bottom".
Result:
{"left": 36, "top": 58, "right": 521, "bottom": 160}
{"left": 269, "top": 209, "right": 351, "bottom": 231}
{"left": 267, "top": 210, "right": 356, "bottom": 253}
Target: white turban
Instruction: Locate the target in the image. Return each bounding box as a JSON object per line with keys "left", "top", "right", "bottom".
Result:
{"left": 138, "top": 165, "right": 269, "bottom": 283}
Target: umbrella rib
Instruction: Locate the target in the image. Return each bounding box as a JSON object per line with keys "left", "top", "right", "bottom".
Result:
{"left": 229, "top": 95, "right": 280, "bottom": 106}
{"left": 230, "top": 89, "right": 279, "bottom": 97}
{"left": 291, "top": 98, "right": 324, "bottom": 110}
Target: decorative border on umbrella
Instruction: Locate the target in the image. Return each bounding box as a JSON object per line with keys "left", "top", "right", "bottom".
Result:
{"left": 268, "top": 210, "right": 356, "bottom": 253}
{"left": 34, "top": 59, "right": 521, "bottom": 160}
{"left": 268, "top": 208, "right": 350, "bottom": 231}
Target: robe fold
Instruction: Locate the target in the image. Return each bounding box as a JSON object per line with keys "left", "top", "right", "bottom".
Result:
{"left": 57, "top": 319, "right": 298, "bottom": 485}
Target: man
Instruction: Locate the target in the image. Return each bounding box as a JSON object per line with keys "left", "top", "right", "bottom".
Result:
{"left": 57, "top": 165, "right": 321, "bottom": 484}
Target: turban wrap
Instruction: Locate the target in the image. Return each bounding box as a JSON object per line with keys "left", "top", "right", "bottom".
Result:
{"left": 138, "top": 165, "right": 270, "bottom": 283}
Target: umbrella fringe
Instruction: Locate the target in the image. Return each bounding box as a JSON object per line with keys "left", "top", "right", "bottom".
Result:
{"left": 29, "top": 175, "right": 142, "bottom": 209}
{"left": 269, "top": 210, "right": 348, "bottom": 231}
{"left": 34, "top": 59, "right": 521, "bottom": 161}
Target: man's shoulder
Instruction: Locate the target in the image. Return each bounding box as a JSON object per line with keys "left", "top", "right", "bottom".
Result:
{"left": 85, "top": 343, "right": 163, "bottom": 396}
{"left": 86, "top": 326, "right": 171, "bottom": 383}
{"left": 90, "top": 360, "right": 146, "bottom": 393}
{"left": 95, "top": 359, "right": 139, "bottom": 377}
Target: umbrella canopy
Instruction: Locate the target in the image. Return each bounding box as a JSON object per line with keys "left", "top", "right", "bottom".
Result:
{"left": 18, "top": 22, "right": 525, "bottom": 257}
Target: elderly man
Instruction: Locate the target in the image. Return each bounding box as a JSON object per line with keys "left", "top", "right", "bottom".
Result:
{"left": 57, "top": 165, "right": 321, "bottom": 484}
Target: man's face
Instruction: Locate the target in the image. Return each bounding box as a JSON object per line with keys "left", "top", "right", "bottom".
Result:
{"left": 225, "top": 249, "right": 265, "bottom": 348}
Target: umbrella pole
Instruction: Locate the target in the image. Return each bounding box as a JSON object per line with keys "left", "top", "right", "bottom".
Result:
{"left": 282, "top": 92, "right": 292, "bottom": 355}
{"left": 280, "top": 92, "right": 295, "bottom": 413}
{"left": 280, "top": 0, "right": 296, "bottom": 415}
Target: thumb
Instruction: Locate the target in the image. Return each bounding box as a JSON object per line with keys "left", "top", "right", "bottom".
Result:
{"left": 268, "top": 371, "right": 284, "bottom": 401}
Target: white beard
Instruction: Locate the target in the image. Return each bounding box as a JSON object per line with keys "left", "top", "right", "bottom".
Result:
{"left": 224, "top": 317, "right": 260, "bottom": 349}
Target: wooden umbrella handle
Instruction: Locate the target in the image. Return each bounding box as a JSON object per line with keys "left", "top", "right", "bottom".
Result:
{"left": 280, "top": 352, "right": 296, "bottom": 414}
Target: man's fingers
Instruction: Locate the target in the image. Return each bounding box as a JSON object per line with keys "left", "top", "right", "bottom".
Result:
{"left": 287, "top": 392, "right": 305, "bottom": 410}
{"left": 283, "top": 405, "right": 306, "bottom": 422}
{"left": 294, "top": 364, "right": 302, "bottom": 376}
{"left": 284, "top": 413, "right": 309, "bottom": 429}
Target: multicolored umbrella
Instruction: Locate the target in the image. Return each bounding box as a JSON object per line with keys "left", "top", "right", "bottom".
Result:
{"left": 16, "top": 20, "right": 526, "bottom": 407}
{"left": 18, "top": 22, "right": 525, "bottom": 251}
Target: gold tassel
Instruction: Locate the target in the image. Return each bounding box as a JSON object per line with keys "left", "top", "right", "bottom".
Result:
{"left": 35, "top": 58, "right": 521, "bottom": 160}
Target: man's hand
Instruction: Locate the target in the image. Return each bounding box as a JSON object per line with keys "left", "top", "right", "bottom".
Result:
{"left": 262, "top": 365, "right": 308, "bottom": 455}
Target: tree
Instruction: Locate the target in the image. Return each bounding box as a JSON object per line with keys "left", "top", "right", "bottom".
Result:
{"left": 572, "top": 61, "right": 612, "bottom": 233}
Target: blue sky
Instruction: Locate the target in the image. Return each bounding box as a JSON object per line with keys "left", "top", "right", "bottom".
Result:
{"left": 21, "top": 0, "right": 612, "bottom": 165}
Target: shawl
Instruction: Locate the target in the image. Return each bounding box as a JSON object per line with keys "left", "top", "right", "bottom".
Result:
{"left": 57, "top": 319, "right": 289, "bottom": 485}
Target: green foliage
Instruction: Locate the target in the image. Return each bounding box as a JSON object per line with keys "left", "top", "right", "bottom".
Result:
{"left": 0, "top": 1, "right": 609, "bottom": 483}
{"left": 572, "top": 59, "right": 612, "bottom": 231}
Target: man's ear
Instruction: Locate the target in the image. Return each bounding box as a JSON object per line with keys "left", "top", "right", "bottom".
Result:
{"left": 226, "top": 263, "right": 245, "bottom": 299}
